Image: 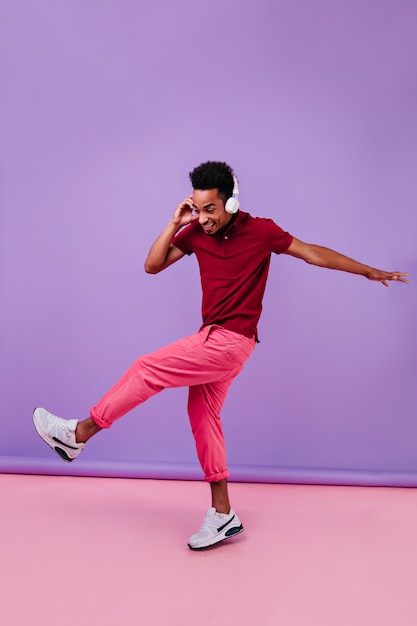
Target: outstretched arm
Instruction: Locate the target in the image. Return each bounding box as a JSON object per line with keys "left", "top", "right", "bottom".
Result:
{"left": 144, "top": 196, "right": 197, "bottom": 274}
{"left": 284, "top": 238, "right": 409, "bottom": 287}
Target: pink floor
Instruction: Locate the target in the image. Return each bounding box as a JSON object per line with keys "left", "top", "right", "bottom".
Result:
{"left": 2, "top": 474, "right": 417, "bottom": 626}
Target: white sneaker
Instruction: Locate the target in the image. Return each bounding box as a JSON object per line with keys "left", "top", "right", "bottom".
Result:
{"left": 188, "top": 507, "right": 244, "bottom": 550}
{"left": 33, "top": 407, "right": 85, "bottom": 462}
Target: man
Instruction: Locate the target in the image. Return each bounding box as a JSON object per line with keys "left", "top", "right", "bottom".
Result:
{"left": 33, "top": 161, "right": 408, "bottom": 550}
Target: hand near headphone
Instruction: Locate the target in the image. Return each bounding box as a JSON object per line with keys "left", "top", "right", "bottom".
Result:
{"left": 172, "top": 196, "right": 198, "bottom": 228}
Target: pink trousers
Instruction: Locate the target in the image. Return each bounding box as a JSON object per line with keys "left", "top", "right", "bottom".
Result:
{"left": 90, "top": 325, "right": 255, "bottom": 482}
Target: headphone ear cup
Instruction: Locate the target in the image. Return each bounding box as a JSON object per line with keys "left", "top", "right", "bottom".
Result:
{"left": 225, "top": 197, "right": 240, "bottom": 214}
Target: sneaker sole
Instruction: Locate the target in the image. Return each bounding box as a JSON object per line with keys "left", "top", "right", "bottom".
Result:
{"left": 32, "top": 409, "right": 75, "bottom": 463}
{"left": 188, "top": 524, "right": 244, "bottom": 550}
{"left": 52, "top": 446, "right": 74, "bottom": 462}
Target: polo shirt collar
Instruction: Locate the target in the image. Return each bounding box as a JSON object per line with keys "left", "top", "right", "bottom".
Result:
{"left": 214, "top": 210, "right": 246, "bottom": 239}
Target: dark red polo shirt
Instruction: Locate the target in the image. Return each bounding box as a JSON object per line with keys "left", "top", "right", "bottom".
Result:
{"left": 172, "top": 210, "right": 293, "bottom": 340}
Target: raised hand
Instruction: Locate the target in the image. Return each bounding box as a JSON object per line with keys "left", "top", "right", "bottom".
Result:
{"left": 172, "top": 196, "right": 197, "bottom": 228}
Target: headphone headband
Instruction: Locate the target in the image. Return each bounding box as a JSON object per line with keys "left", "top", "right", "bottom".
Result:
{"left": 232, "top": 175, "right": 239, "bottom": 196}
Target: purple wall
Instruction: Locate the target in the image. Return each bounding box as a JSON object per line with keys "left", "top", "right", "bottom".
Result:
{"left": 1, "top": 0, "right": 416, "bottom": 485}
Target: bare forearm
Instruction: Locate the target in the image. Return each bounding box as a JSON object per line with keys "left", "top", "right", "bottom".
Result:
{"left": 144, "top": 196, "right": 196, "bottom": 274}
{"left": 144, "top": 220, "right": 181, "bottom": 274}
{"left": 305, "top": 244, "right": 372, "bottom": 277}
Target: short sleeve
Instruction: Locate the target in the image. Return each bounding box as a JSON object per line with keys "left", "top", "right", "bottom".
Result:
{"left": 265, "top": 219, "right": 293, "bottom": 254}
{"left": 172, "top": 223, "right": 195, "bottom": 256}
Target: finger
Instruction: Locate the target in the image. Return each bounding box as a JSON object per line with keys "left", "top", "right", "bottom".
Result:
{"left": 391, "top": 272, "right": 410, "bottom": 284}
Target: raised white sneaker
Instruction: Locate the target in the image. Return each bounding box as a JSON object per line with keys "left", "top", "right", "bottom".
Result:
{"left": 188, "top": 507, "right": 244, "bottom": 550}
{"left": 33, "top": 407, "right": 85, "bottom": 462}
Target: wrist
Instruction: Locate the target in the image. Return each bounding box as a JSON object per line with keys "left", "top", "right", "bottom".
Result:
{"left": 168, "top": 218, "right": 182, "bottom": 231}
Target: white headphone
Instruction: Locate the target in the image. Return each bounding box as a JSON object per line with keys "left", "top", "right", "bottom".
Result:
{"left": 225, "top": 175, "right": 240, "bottom": 214}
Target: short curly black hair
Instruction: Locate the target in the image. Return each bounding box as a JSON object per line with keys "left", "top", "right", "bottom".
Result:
{"left": 189, "top": 161, "right": 235, "bottom": 202}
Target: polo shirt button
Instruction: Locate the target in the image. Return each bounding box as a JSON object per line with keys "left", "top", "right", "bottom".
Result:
{"left": 224, "top": 236, "right": 228, "bottom": 240}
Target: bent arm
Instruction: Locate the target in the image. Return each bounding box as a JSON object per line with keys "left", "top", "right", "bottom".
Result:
{"left": 144, "top": 222, "right": 185, "bottom": 274}
{"left": 144, "top": 196, "right": 196, "bottom": 274}
{"left": 284, "top": 238, "right": 409, "bottom": 286}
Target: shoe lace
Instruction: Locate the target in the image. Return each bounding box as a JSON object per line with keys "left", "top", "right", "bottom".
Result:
{"left": 199, "top": 510, "right": 223, "bottom": 533}
{"left": 47, "top": 413, "right": 70, "bottom": 435}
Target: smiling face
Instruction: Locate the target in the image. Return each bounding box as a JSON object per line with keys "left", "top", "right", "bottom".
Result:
{"left": 192, "top": 188, "right": 233, "bottom": 235}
